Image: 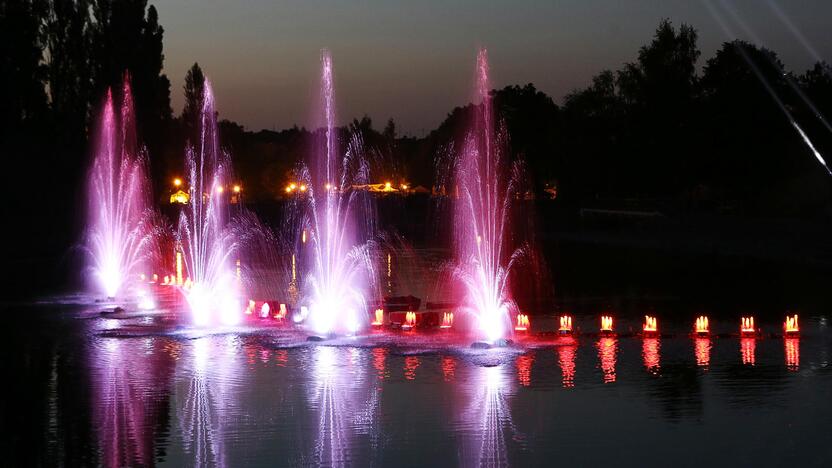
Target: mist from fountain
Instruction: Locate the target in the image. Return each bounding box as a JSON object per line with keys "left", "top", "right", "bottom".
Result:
{"left": 176, "top": 81, "right": 243, "bottom": 326}
{"left": 453, "top": 49, "right": 523, "bottom": 342}
{"left": 86, "top": 78, "right": 156, "bottom": 299}
{"left": 302, "top": 50, "right": 376, "bottom": 336}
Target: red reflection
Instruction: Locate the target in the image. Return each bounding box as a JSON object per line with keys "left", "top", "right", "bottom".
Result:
{"left": 516, "top": 354, "right": 533, "bottom": 387}
{"left": 642, "top": 337, "right": 660, "bottom": 374}
{"left": 442, "top": 355, "right": 457, "bottom": 382}
{"left": 373, "top": 347, "right": 387, "bottom": 380}
{"left": 694, "top": 337, "right": 711, "bottom": 369}
{"left": 557, "top": 345, "right": 577, "bottom": 388}
{"left": 259, "top": 349, "right": 270, "bottom": 364}
{"left": 275, "top": 349, "right": 288, "bottom": 367}
{"left": 404, "top": 356, "right": 420, "bottom": 380}
{"left": 596, "top": 337, "right": 617, "bottom": 383}
{"left": 785, "top": 337, "right": 799, "bottom": 371}
{"left": 741, "top": 337, "right": 756, "bottom": 366}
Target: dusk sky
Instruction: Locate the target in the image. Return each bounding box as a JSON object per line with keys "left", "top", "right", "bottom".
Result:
{"left": 157, "top": 0, "right": 832, "bottom": 135}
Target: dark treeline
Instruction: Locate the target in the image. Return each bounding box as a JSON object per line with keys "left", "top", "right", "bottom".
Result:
{"left": 2, "top": 2, "right": 832, "bottom": 294}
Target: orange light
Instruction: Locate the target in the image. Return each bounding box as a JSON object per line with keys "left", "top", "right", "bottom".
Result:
{"left": 741, "top": 316, "right": 756, "bottom": 335}
{"left": 176, "top": 251, "right": 183, "bottom": 285}
{"left": 401, "top": 184, "right": 408, "bottom": 190}
{"left": 515, "top": 313, "right": 530, "bottom": 331}
{"left": 233, "top": 184, "right": 241, "bottom": 193}
{"left": 301, "top": 229, "right": 307, "bottom": 244}
{"left": 694, "top": 337, "right": 711, "bottom": 368}
{"left": 600, "top": 315, "right": 614, "bottom": 333}
{"left": 403, "top": 311, "right": 416, "bottom": 330}
{"left": 559, "top": 315, "right": 573, "bottom": 334}
{"left": 173, "top": 178, "right": 182, "bottom": 187}
{"left": 372, "top": 308, "right": 384, "bottom": 326}
{"left": 597, "top": 337, "right": 617, "bottom": 383}
{"left": 260, "top": 302, "right": 270, "bottom": 318}
{"left": 299, "top": 184, "right": 307, "bottom": 192}
{"left": 285, "top": 186, "right": 293, "bottom": 193}
{"left": 643, "top": 315, "right": 658, "bottom": 333}
{"left": 324, "top": 183, "right": 332, "bottom": 191}
{"left": 216, "top": 185, "right": 224, "bottom": 194}
{"left": 440, "top": 311, "right": 454, "bottom": 329}
{"left": 385, "top": 181, "right": 392, "bottom": 190}
{"left": 642, "top": 337, "right": 660, "bottom": 374}
{"left": 274, "top": 303, "right": 288, "bottom": 320}
{"left": 695, "top": 315, "right": 710, "bottom": 334}
{"left": 245, "top": 299, "right": 255, "bottom": 315}
{"left": 784, "top": 314, "right": 799, "bottom": 334}
{"left": 516, "top": 354, "right": 533, "bottom": 387}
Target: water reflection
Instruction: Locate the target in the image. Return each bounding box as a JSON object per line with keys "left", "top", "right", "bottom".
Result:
{"left": 372, "top": 347, "right": 387, "bottom": 381}
{"left": 557, "top": 342, "right": 577, "bottom": 388}
{"left": 179, "top": 336, "right": 242, "bottom": 467}
{"left": 515, "top": 354, "right": 533, "bottom": 387}
{"left": 93, "top": 337, "right": 176, "bottom": 467}
{"left": 442, "top": 355, "right": 457, "bottom": 382}
{"left": 404, "top": 356, "right": 420, "bottom": 381}
{"left": 461, "top": 365, "right": 517, "bottom": 467}
{"left": 642, "top": 337, "right": 660, "bottom": 375}
{"left": 741, "top": 337, "right": 756, "bottom": 366}
{"left": 596, "top": 337, "right": 617, "bottom": 383}
{"left": 694, "top": 337, "right": 711, "bottom": 369}
{"left": 785, "top": 337, "right": 799, "bottom": 371}
{"left": 308, "top": 346, "right": 378, "bottom": 467}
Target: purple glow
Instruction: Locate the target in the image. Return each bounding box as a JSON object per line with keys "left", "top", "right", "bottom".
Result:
{"left": 86, "top": 79, "right": 155, "bottom": 299}
{"left": 177, "top": 82, "right": 242, "bottom": 326}
{"left": 453, "top": 49, "right": 521, "bottom": 341}
{"left": 303, "top": 50, "right": 375, "bottom": 335}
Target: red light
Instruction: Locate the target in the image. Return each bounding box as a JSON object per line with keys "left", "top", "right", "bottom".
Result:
{"left": 600, "top": 315, "right": 614, "bottom": 333}
{"left": 442, "top": 355, "right": 456, "bottom": 382}
{"left": 784, "top": 314, "right": 799, "bottom": 334}
{"left": 642, "top": 337, "right": 660, "bottom": 374}
{"left": 694, "top": 337, "right": 711, "bottom": 368}
{"left": 643, "top": 315, "right": 658, "bottom": 334}
{"left": 516, "top": 354, "right": 533, "bottom": 387}
{"left": 371, "top": 308, "right": 384, "bottom": 326}
{"left": 785, "top": 337, "right": 799, "bottom": 371}
{"left": 373, "top": 347, "right": 387, "bottom": 380}
{"left": 440, "top": 312, "right": 454, "bottom": 329}
{"left": 557, "top": 344, "right": 577, "bottom": 388}
{"left": 597, "top": 337, "right": 617, "bottom": 383}
{"left": 741, "top": 337, "right": 756, "bottom": 365}
{"left": 404, "top": 355, "right": 420, "bottom": 380}
{"left": 402, "top": 311, "right": 416, "bottom": 330}
{"left": 694, "top": 315, "right": 709, "bottom": 335}
{"left": 740, "top": 316, "right": 756, "bottom": 335}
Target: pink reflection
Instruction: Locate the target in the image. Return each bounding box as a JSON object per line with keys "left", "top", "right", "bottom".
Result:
{"left": 694, "top": 337, "right": 711, "bottom": 369}
{"left": 557, "top": 344, "right": 577, "bottom": 388}
{"left": 785, "top": 337, "right": 799, "bottom": 371}
{"left": 93, "top": 338, "right": 175, "bottom": 467}
{"left": 516, "top": 354, "right": 533, "bottom": 387}
{"left": 275, "top": 349, "right": 288, "bottom": 367}
{"left": 442, "top": 355, "right": 457, "bottom": 382}
{"left": 404, "top": 356, "right": 420, "bottom": 381}
{"left": 460, "top": 365, "right": 515, "bottom": 467}
{"left": 596, "top": 337, "right": 617, "bottom": 383}
{"left": 741, "top": 337, "right": 756, "bottom": 366}
{"left": 642, "top": 337, "right": 660, "bottom": 375}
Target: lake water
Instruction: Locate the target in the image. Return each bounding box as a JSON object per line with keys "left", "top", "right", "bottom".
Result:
{"left": 4, "top": 292, "right": 831, "bottom": 467}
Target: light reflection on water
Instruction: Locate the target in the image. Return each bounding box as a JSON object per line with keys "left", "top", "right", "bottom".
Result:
{"left": 10, "top": 304, "right": 832, "bottom": 466}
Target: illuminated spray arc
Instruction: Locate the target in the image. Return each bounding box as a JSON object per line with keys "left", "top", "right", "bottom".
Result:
{"left": 453, "top": 49, "right": 523, "bottom": 342}
{"left": 86, "top": 78, "right": 156, "bottom": 299}
{"left": 176, "top": 81, "right": 242, "bottom": 326}
{"left": 302, "top": 50, "right": 375, "bottom": 336}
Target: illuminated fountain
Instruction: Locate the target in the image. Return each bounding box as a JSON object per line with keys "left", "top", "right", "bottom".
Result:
{"left": 402, "top": 311, "right": 416, "bottom": 331}
{"left": 440, "top": 312, "right": 455, "bottom": 329}
{"left": 514, "top": 313, "right": 530, "bottom": 332}
{"left": 86, "top": 78, "right": 156, "bottom": 299}
{"left": 600, "top": 315, "right": 614, "bottom": 334}
{"left": 642, "top": 315, "right": 658, "bottom": 335}
{"left": 694, "top": 315, "right": 710, "bottom": 335}
{"left": 740, "top": 316, "right": 757, "bottom": 336}
{"left": 371, "top": 308, "right": 384, "bottom": 327}
{"left": 302, "top": 50, "right": 375, "bottom": 337}
{"left": 558, "top": 315, "right": 573, "bottom": 335}
{"left": 453, "top": 49, "right": 523, "bottom": 344}
{"left": 783, "top": 314, "right": 799, "bottom": 335}
{"left": 176, "top": 82, "right": 243, "bottom": 326}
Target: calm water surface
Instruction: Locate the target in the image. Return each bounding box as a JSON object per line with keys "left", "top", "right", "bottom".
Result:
{"left": 3, "top": 296, "right": 832, "bottom": 467}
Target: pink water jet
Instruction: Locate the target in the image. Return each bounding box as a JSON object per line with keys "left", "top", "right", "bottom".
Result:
{"left": 454, "top": 49, "right": 522, "bottom": 342}
{"left": 302, "top": 50, "right": 375, "bottom": 336}
{"left": 86, "top": 78, "right": 155, "bottom": 299}
{"left": 176, "top": 81, "right": 242, "bottom": 326}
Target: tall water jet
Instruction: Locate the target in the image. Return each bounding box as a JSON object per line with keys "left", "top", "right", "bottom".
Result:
{"left": 86, "top": 78, "right": 155, "bottom": 299}
{"left": 302, "top": 50, "right": 375, "bottom": 336}
{"left": 176, "top": 81, "right": 242, "bottom": 326}
{"left": 454, "top": 49, "right": 522, "bottom": 342}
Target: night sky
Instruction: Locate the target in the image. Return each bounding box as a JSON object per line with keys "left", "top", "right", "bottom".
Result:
{"left": 157, "top": 0, "right": 832, "bottom": 135}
